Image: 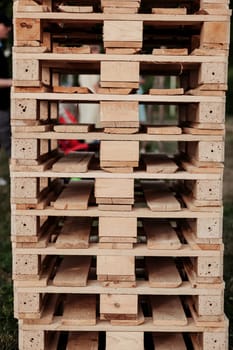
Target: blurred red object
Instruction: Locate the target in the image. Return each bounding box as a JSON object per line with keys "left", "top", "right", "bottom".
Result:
{"left": 58, "top": 105, "right": 88, "bottom": 154}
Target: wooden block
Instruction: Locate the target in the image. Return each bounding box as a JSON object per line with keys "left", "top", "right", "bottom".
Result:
{"left": 13, "top": 254, "right": 40, "bottom": 277}
{"left": 191, "top": 331, "right": 228, "bottom": 350}
{"left": 99, "top": 217, "right": 137, "bottom": 238}
{"left": 196, "top": 256, "right": 223, "bottom": 279}
{"left": 101, "top": 61, "right": 139, "bottom": 84}
{"left": 17, "top": 292, "right": 41, "bottom": 315}
{"left": 151, "top": 296, "right": 187, "bottom": 326}
{"left": 14, "top": 18, "right": 41, "bottom": 41}
{"left": 11, "top": 178, "right": 38, "bottom": 199}
{"left": 187, "top": 180, "right": 222, "bottom": 201}
{"left": 55, "top": 217, "right": 92, "bottom": 248}
{"left": 200, "top": 22, "right": 230, "bottom": 45}
{"left": 100, "top": 101, "right": 139, "bottom": 127}
{"left": 97, "top": 256, "right": 135, "bottom": 280}
{"left": 146, "top": 257, "right": 182, "bottom": 288}
{"left": 143, "top": 154, "right": 178, "bottom": 173}
{"left": 95, "top": 178, "right": 134, "bottom": 200}
{"left": 153, "top": 333, "right": 186, "bottom": 350}
{"left": 187, "top": 141, "right": 224, "bottom": 163}
{"left": 13, "top": 59, "right": 39, "bottom": 82}
{"left": 106, "top": 332, "right": 144, "bottom": 350}
{"left": 53, "top": 256, "right": 91, "bottom": 287}
{"left": 67, "top": 332, "right": 98, "bottom": 350}
{"left": 100, "top": 294, "right": 138, "bottom": 318}
{"left": 54, "top": 180, "right": 93, "bottom": 210}
{"left": 100, "top": 141, "right": 139, "bottom": 167}
{"left": 189, "top": 217, "right": 223, "bottom": 240}
{"left": 52, "top": 152, "right": 94, "bottom": 172}
{"left": 62, "top": 295, "right": 96, "bottom": 325}
{"left": 103, "top": 21, "right": 143, "bottom": 45}
{"left": 142, "top": 181, "right": 181, "bottom": 211}
{"left": 12, "top": 215, "right": 39, "bottom": 238}
{"left": 12, "top": 139, "right": 39, "bottom": 160}
{"left": 19, "top": 330, "right": 44, "bottom": 350}
{"left": 12, "top": 99, "right": 37, "bottom": 120}
{"left": 194, "top": 294, "right": 223, "bottom": 317}
{"left": 144, "top": 219, "right": 181, "bottom": 249}
{"left": 198, "top": 63, "right": 227, "bottom": 85}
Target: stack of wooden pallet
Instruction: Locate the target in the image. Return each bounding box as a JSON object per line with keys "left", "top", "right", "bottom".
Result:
{"left": 11, "top": 0, "right": 231, "bottom": 349}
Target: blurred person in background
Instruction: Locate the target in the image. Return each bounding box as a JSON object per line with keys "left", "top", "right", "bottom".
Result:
{"left": 0, "top": 13, "right": 12, "bottom": 186}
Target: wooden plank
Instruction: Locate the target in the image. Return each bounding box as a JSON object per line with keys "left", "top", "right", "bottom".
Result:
{"left": 144, "top": 219, "right": 181, "bottom": 249}
{"left": 53, "top": 180, "right": 93, "bottom": 210}
{"left": 53, "top": 45, "right": 91, "bottom": 54}
{"left": 146, "top": 125, "right": 182, "bottom": 134}
{"left": 67, "top": 332, "right": 99, "bottom": 350}
{"left": 55, "top": 217, "right": 92, "bottom": 248}
{"left": 143, "top": 154, "right": 178, "bottom": 173}
{"left": 153, "top": 333, "right": 187, "bottom": 350}
{"left": 146, "top": 257, "right": 182, "bottom": 288}
{"left": 151, "top": 296, "right": 187, "bottom": 326}
{"left": 53, "top": 86, "right": 91, "bottom": 94}
{"left": 153, "top": 48, "right": 188, "bottom": 55}
{"left": 106, "top": 332, "right": 144, "bottom": 350}
{"left": 149, "top": 88, "right": 184, "bottom": 95}
{"left": 53, "top": 256, "right": 91, "bottom": 287}
{"left": 152, "top": 8, "right": 187, "bottom": 14}
{"left": 58, "top": 5, "right": 93, "bottom": 13}
{"left": 62, "top": 295, "right": 96, "bottom": 326}
{"left": 142, "top": 181, "right": 181, "bottom": 211}
{"left": 54, "top": 124, "right": 93, "bottom": 132}
{"left": 52, "top": 152, "right": 94, "bottom": 172}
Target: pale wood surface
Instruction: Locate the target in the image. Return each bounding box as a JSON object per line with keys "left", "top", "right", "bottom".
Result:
{"left": 53, "top": 256, "right": 91, "bottom": 287}
{"left": 62, "top": 295, "right": 96, "bottom": 326}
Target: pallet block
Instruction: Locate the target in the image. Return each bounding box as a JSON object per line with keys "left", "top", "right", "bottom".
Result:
{"left": 99, "top": 217, "right": 137, "bottom": 238}
{"left": 185, "top": 179, "right": 222, "bottom": 201}
{"left": 13, "top": 253, "right": 41, "bottom": 279}
{"left": 100, "top": 294, "right": 138, "bottom": 320}
{"left": 191, "top": 330, "right": 228, "bottom": 350}
{"left": 186, "top": 102, "right": 225, "bottom": 124}
{"left": 15, "top": 292, "right": 41, "bottom": 318}
{"left": 100, "top": 61, "right": 139, "bottom": 88}
{"left": 103, "top": 20, "right": 143, "bottom": 48}
{"left": 19, "top": 329, "right": 45, "bottom": 350}
{"left": 97, "top": 256, "right": 135, "bottom": 282}
{"left": 100, "top": 140, "right": 139, "bottom": 168}
{"left": 95, "top": 178, "right": 134, "bottom": 204}
{"left": 14, "top": 18, "right": 42, "bottom": 42}
{"left": 187, "top": 217, "right": 223, "bottom": 242}
{"left": 186, "top": 141, "right": 224, "bottom": 163}
{"left": 100, "top": 101, "right": 139, "bottom": 128}
{"left": 200, "top": 22, "right": 230, "bottom": 47}
{"left": 12, "top": 215, "right": 39, "bottom": 242}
